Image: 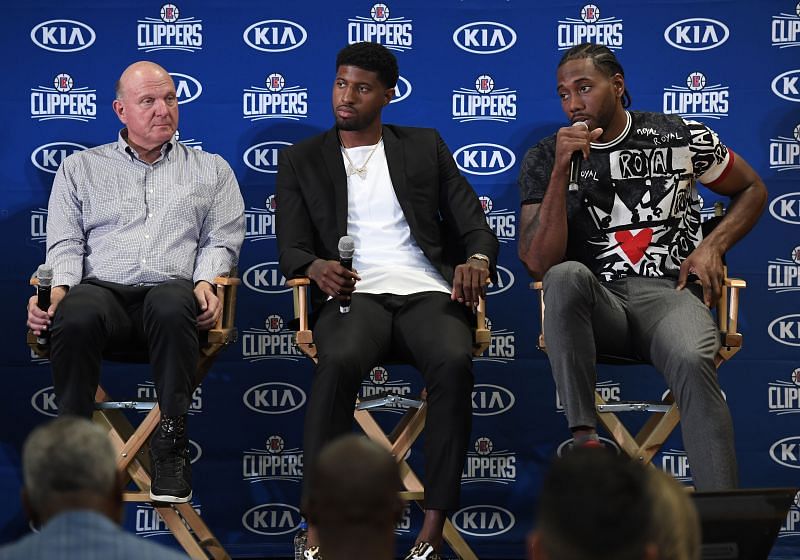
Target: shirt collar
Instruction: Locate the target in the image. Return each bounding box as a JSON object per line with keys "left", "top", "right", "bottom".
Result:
{"left": 116, "top": 128, "right": 176, "bottom": 163}
{"left": 590, "top": 110, "right": 632, "bottom": 151}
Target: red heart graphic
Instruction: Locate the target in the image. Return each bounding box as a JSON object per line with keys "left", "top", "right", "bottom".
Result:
{"left": 614, "top": 229, "right": 653, "bottom": 264}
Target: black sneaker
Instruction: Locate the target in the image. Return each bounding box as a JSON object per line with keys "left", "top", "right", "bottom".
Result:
{"left": 149, "top": 415, "right": 192, "bottom": 503}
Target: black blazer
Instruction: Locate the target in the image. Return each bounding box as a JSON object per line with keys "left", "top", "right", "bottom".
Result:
{"left": 276, "top": 124, "right": 499, "bottom": 310}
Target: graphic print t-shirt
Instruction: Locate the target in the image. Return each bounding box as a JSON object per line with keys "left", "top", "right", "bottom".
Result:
{"left": 518, "top": 111, "right": 731, "bottom": 282}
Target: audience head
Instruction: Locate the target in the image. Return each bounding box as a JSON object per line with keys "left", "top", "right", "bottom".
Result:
{"left": 303, "top": 435, "right": 403, "bottom": 557}
{"left": 530, "top": 449, "right": 657, "bottom": 560}
{"left": 22, "top": 417, "right": 121, "bottom": 526}
{"left": 647, "top": 467, "right": 701, "bottom": 560}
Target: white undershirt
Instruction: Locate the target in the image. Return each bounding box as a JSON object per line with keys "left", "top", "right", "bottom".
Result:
{"left": 341, "top": 140, "right": 450, "bottom": 295}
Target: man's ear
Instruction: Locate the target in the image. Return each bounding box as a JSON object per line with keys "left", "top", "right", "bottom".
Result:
{"left": 384, "top": 87, "right": 395, "bottom": 105}
{"left": 112, "top": 99, "right": 126, "bottom": 124}
{"left": 21, "top": 488, "right": 39, "bottom": 528}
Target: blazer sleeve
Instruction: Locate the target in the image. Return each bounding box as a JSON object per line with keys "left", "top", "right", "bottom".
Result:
{"left": 275, "top": 147, "right": 319, "bottom": 278}
{"left": 435, "top": 131, "right": 499, "bottom": 276}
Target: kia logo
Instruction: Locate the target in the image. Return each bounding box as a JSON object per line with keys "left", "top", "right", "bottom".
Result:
{"left": 390, "top": 75, "right": 413, "bottom": 104}
{"left": 772, "top": 69, "right": 800, "bottom": 103}
{"left": 243, "top": 20, "right": 307, "bottom": 52}
{"left": 242, "top": 503, "right": 301, "bottom": 535}
{"left": 768, "top": 314, "right": 800, "bottom": 346}
{"left": 243, "top": 262, "right": 291, "bottom": 294}
{"left": 452, "top": 505, "right": 515, "bottom": 537}
{"left": 486, "top": 265, "right": 515, "bottom": 295}
{"left": 770, "top": 192, "right": 800, "bottom": 225}
{"left": 170, "top": 72, "right": 202, "bottom": 104}
{"left": 452, "top": 21, "right": 517, "bottom": 54}
{"left": 243, "top": 141, "right": 291, "bottom": 174}
{"left": 769, "top": 436, "right": 800, "bottom": 469}
{"left": 664, "top": 18, "right": 729, "bottom": 51}
{"left": 31, "top": 142, "right": 88, "bottom": 174}
{"left": 243, "top": 382, "right": 307, "bottom": 414}
{"left": 471, "top": 383, "right": 515, "bottom": 416}
{"left": 453, "top": 143, "right": 516, "bottom": 176}
{"left": 31, "top": 19, "right": 96, "bottom": 52}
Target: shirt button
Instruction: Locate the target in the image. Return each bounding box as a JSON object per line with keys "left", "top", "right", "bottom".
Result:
{"left": 141, "top": 258, "right": 146, "bottom": 264}
{"left": 144, "top": 234, "right": 150, "bottom": 239}
{"left": 148, "top": 213, "right": 153, "bottom": 218}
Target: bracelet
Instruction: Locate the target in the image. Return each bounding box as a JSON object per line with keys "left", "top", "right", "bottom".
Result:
{"left": 468, "top": 253, "right": 491, "bottom": 266}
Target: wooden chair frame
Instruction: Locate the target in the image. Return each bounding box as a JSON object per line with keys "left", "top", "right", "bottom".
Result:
{"left": 287, "top": 277, "right": 489, "bottom": 560}
{"left": 533, "top": 269, "right": 744, "bottom": 465}
{"left": 28, "top": 274, "right": 240, "bottom": 560}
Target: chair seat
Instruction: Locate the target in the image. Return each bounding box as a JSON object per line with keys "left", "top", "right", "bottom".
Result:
{"left": 356, "top": 392, "right": 424, "bottom": 410}
{"left": 597, "top": 401, "right": 673, "bottom": 413}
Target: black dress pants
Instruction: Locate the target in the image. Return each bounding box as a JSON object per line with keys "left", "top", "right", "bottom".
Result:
{"left": 303, "top": 291, "right": 475, "bottom": 511}
{"left": 50, "top": 279, "right": 198, "bottom": 418}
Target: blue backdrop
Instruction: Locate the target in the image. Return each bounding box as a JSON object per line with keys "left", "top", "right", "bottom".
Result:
{"left": 2, "top": 1, "right": 799, "bottom": 558}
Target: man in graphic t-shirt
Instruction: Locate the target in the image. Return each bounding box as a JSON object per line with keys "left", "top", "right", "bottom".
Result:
{"left": 517, "top": 43, "right": 767, "bottom": 490}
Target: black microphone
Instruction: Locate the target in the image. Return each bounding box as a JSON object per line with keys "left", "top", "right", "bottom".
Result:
{"left": 338, "top": 235, "right": 355, "bottom": 314}
{"left": 568, "top": 121, "right": 589, "bottom": 192}
{"left": 35, "top": 264, "right": 53, "bottom": 346}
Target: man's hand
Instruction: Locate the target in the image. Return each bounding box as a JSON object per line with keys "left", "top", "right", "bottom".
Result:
{"left": 26, "top": 286, "right": 67, "bottom": 335}
{"left": 194, "top": 281, "right": 221, "bottom": 330}
{"left": 452, "top": 258, "right": 490, "bottom": 307}
{"left": 306, "top": 259, "right": 360, "bottom": 302}
{"left": 676, "top": 245, "right": 725, "bottom": 307}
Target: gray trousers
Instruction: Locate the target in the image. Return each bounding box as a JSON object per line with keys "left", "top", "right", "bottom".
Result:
{"left": 543, "top": 261, "right": 738, "bottom": 490}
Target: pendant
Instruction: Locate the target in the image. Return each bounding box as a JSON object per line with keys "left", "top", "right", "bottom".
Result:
{"left": 346, "top": 163, "right": 367, "bottom": 179}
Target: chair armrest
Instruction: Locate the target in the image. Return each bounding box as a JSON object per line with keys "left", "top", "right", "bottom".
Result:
{"left": 288, "top": 277, "right": 317, "bottom": 361}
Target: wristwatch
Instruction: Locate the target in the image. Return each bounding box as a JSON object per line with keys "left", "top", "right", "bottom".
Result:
{"left": 468, "top": 253, "right": 491, "bottom": 266}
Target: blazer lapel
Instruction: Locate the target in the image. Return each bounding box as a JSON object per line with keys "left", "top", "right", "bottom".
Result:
{"left": 321, "top": 128, "right": 349, "bottom": 238}
{"left": 383, "top": 126, "right": 418, "bottom": 232}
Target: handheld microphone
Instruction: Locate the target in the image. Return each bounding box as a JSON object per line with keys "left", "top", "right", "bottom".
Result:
{"left": 35, "top": 264, "right": 53, "bottom": 346}
{"left": 338, "top": 235, "right": 355, "bottom": 314}
{"left": 568, "top": 121, "right": 589, "bottom": 192}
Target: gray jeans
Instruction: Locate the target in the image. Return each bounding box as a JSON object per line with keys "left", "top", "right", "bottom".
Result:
{"left": 543, "top": 261, "right": 738, "bottom": 490}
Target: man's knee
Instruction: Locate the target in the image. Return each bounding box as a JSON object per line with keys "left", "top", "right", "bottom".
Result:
{"left": 143, "top": 281, "right": 195, "bottom": 328}
{"left": 52, "top": 286, "right": 107, "bottom": 335}
{"left": 543, "top": 261, "right": 596, "bottom": 306}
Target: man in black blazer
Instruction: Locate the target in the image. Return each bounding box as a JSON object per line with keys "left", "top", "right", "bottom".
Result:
{"left": 276, "top": 42, "right": 498, "bottom": 560}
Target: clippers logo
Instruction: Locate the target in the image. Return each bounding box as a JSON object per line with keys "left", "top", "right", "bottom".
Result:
{"left": 244, "top": 141, "right": 291, "bottom": 174}
{"left": 664, "top": 18, "right": 729, "bottom": 51}
{"left": 243, "top": 74, "right": 308, "bottom": 121}
{"left": 348, "top": 4, "right": 413, "bottom": 52}
{"left": 360, "top": 367, "right": 413, "bottom": 413}
{"left": 768, "top": 369, "right": 800, "bottom": 415}
{"left": 770, "top": 436, "right": 800, "bottom": 468}
{"left": 471, "top": 383, "right": 515, "bottom": 416}
{"left": 242, "top": 503, "right": 301, "bottom": 536}
{"left": 770, "top": 124, "right": 800, "bottom": 172}
{"left": 462, "top": 437, "right": 516, "bottom": 485}
{"left": 663, "top": 71, "right": 729, "bottom": 119}
{"left": 557, "top": 5, "right": 623, "bottom": 51}
{"left": 170, "top": 72, "right": 202, "bottom": 104}
{"left": 395, "top": 504, "right": 412, "bottom": 535}
{"left": 556, "top": 380, "right": 620, "bottom": 412}
{"left": 245, "top": 196, "right": 277, "bottom": 243}
{"left": 242, "top": 262, "right": 290, "bottom": 294}
{"left": 768, "top": 314, "right": 800, "bottom": 346}
{"left": 480, "top": 196, "right": 516, "bottom": 244}
{"left": 557, "top": 436, "right": 620, "bottom": 456}
{"left": 137, "top": 4, "right": 202, "bottom": 52}
{"left": 30, "top": 208, "right": 47, "bottom": 245}
{"left": 389, "top": 75, "right": 412, "bottom": 104}
{"left": 767, "top": 247, "right": 800, "bottom": 293}
{"left": 242, "top": 435, "right": 303, "bottom": 484}
{"left": 243, "top": 20, "right": 307, "bottom": 52}
{"left": 772, "top": 4, "right": 800, "bottom": 49}
{"left": 242, "top": 314, "right": 303, "bottom": 362}
{"left": 772, "top": 69, "right": 800, "bottom": 102}
{"left": 136, "top": 503, "right": 201, "bottom": 537}
{"left": 452, "top": 505, "right": 515, "bottom": 537}
{"left": 243, "top": 382, "right": 307, "bottom": 415}
{"left": 175, "top": 129, "right": 202, "bottom": 150}
{"left": 452, "top": 75, "right": 517, "bottom": 123}
{"left": 779, "top": 490, "right": 800, "bottom": 538}
{"left": 31, "top": 385, "right": 58, "bottom": 417}
{"left": 475, "top": 318, "right": 515, "bottom": 364}
{"left": 453, "top": 21, "right": 517, "bottom": 55}
{"left": 453, "top": 143, "right": 516, "bottom": 176}
{"left": 660, "top": 449, "right": 692, "bottom": 483}
{"left": 31, "top": 73, "right": 96, "bottom": 122}
{"left": 771, "top": 192, "right": 800, "bottom": 224}
{"left": 136, "top": 382, "right": 202, "bottom": 414}
{"left": 31, "top": 19, "right": 96, "bottom": 52}
{"left": 485, "top": 265, "right": 515, "bottom": 296}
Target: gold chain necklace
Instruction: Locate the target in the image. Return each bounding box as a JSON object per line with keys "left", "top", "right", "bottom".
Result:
{"left": 339, "top": 132, "right": 383, "bottom": 179}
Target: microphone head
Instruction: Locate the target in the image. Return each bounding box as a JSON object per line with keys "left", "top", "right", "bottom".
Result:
{"left": 572, "top": 120, "right": 589, "bottom": 130}
{"left": 338, "top": 235, "right": 355, "bottom": 259}
{"left": 36, "top": 264, "right": 53, "bottom": 287}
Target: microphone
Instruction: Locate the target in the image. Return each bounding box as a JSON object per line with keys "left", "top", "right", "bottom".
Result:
{"left": 35, "top": 264, "right": 53, "bottom": 346}
{"left": 338, "top": 235, "right": 355, "bottom": 314}
{"left": 568, "top": 121, "right": 589, "bottom": 192}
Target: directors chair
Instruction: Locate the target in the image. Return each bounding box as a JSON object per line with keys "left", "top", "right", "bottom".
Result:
{"left": 27, "top": 273, "right": 240, "bottom": 560}
{"left": 288, "top": 277, "right": 490, "bottom": 560}
{"left": 532, "top": 203, "right": 745, "bottom": 468}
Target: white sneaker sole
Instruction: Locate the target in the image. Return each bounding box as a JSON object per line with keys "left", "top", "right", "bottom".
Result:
{"left": 149, "top": 490, "right": 192, "bottom": 503}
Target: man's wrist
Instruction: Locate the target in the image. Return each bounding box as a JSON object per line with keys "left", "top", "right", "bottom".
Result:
{"left": 468, "top": 253, "right": 491, "bottom": 267}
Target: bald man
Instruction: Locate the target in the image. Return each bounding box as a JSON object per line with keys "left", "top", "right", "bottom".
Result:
{"left": 302, "top": 435, "right": 404, "bottom": 560}
{"left": 25, "top": 61, "right": 245, "bottom": 503}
